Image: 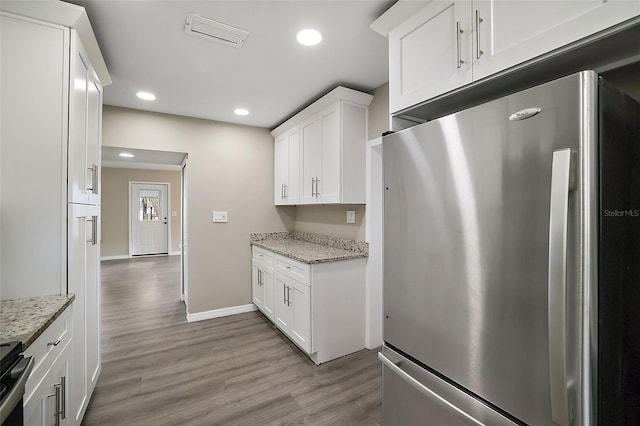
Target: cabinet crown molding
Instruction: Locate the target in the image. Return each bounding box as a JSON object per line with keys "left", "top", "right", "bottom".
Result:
{"left": 271, "top": 86, "right": 373, "bottom": 137}
{"left": 1, "top": 1, "right": 111, "bottom": 85}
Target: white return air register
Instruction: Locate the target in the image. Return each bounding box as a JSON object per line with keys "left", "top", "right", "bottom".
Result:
{"left": 184, "top": 13, "right": 250, "bottom": 48}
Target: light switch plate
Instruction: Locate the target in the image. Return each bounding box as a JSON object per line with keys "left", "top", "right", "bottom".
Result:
{"left": 212, "top": 211, "right": 228, "bottom": 223}
{"left": 346, "top": 210, "right": 356, "bottom": 224}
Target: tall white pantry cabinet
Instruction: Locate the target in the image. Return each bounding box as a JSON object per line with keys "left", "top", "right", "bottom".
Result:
{"left": 0, "top": 2, "right": 109, "bottom": 425}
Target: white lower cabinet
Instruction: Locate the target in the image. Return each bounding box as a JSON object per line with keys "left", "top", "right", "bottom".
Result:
{"left": 252, "top": 261, "right": 275, "bottom": 321}
{"left": 68, "top": 203, "right": 101, "bottom": 425}
{"left": 274, "top": 273, "right": 311, "bottom": 353}
{"left": 24, "top": 307, "right": 72, "bottom": 426}
{"left": 252, "top": 246, "right": 366, "bottom": 364}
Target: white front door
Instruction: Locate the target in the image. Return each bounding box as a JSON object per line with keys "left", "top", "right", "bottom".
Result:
{"left": 130, "top": 183, "right": 168, "bottom": 255}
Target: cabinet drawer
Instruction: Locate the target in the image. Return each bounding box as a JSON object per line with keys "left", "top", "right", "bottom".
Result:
{"left": 253, "top": 246, "right": 274, "bottom": 265}
{"left": 275, "top": 255, "right": 310, "bottom": 285}
{"left": 24, "top": 304, "right": 72, "bottom": 401}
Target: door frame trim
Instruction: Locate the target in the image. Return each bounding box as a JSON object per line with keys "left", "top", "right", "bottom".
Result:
{"left": 128, "top": 181, "right": 171, "bottom": 257}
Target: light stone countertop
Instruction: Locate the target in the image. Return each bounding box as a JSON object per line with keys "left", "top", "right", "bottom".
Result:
{"left": 250, "top": 231, "right": 368, "bottom": 264}
{"left": 0, "top": 294, "right": 75, "bottom": 350}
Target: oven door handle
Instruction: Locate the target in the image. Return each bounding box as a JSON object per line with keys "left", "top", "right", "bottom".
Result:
{"left": 0, "top": 356, "right": 34, "bottom": 424}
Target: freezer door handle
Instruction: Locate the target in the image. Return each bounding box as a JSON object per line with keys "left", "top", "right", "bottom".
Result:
{"left": 378, "top": 352, "right": 485, "bottom": 426}
{"left": 547, "top": 148, "right": 575, "bottom": 426}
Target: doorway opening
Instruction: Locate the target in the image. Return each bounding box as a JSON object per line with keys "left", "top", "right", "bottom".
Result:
{"left": 101, "top": 146, "right": 188, "bottom": 303}
{"left": 129, "top": 182, "right": 170, "bottom": 256}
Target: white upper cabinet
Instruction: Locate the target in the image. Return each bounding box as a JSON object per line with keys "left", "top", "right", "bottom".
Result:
{"left": 472, "top": 0, "right": 640, "bottom": 81}
{"left": 274, "top": 126, "right": 300, "bottom": 205}
{"left": 388, "top": 1, "right": 472, "bottom": 113}
{"left": 272, "top": 87, "right": 373, "bottom": 205}
{"left": 374, "top": 0, "right": 640, "bottom": 113}
{"left": 300, "top": 116, "right": 320, "bottom": 204}
{"left": 69, "top": 32, "right": 102, "bottom": 206}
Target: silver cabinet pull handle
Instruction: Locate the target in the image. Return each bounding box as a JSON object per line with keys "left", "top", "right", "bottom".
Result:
{"left": 86, "top": 216, "right": 98, "bottom": 246}
{"left": 311, "top": 178, "right": 315, "bottom": 197}
{"left": 51, "top": 382, "right": 62, "bottom": 426}
{"left": 456, "top": 21, "right": 464, "bottom": 69}
{"left": 286, "top": 286, "right": 291, "bottom": 306}
{"left": 315, "top": 177, "right": 320, "bottom": 196}
{"left": 47, "top": 339, "right": 61, "bottom": 347}
{"left": 548, "top": 148, "right": 574, "bottom": 426}
{"left": 283, "top": 284, "right": 287, "bottom": 304}
{"left": 475, "top": 10, "right": 483, "bottom": 59}
{"left": 86, "top": 164, "right": 98, "bottom": 193}
{"left": 61, "top": 376, "right": 66, "bottom": 419}
{"left": 92, "top": 215, "right": 98, "bottom": 246}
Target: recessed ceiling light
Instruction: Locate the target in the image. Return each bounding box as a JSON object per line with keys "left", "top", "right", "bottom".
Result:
{"left": 297, "top": 29, "right": 322, "bottom": 46}
{"left": 119, "top": 152, "right": 135, "bottom": 158}
{"left": 234, "top": 108, "right": 249, "bottom": 116}
{"left": 136, "top": 91, "right": 156, "bottom": 101}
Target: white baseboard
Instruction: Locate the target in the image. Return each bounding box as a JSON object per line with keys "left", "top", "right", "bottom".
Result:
{"left": 169, "top": 250, "right": 181, "bottom": 256}
{"left": 186, "top": 304, "right": 257, "bottom": 323}
{"left": 100, "top": 255, "right": 130, "bottom": 261}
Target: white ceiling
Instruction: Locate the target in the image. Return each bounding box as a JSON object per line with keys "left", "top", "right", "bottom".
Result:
{"left": 69, "top": 0, "right": 393, "bottom": 129}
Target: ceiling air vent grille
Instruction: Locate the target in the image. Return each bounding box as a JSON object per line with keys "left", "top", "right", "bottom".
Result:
{"left": 184, "top": 13, "right": 249, "bottom": 48}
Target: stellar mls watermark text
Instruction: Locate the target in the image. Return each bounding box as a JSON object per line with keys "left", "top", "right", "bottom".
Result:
{"left": 603, "top": 209, "right": 640, "bottom": 217}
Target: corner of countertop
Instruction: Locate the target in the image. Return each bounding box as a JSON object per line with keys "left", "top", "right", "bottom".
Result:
{"left": 0, "top": 293, "right": 75, "bottom": 351}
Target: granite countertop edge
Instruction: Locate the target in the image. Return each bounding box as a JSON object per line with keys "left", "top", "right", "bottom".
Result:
{"left": 250, "top": 231, "right": 368, "bottom": 264}
{"left": 251, "top": 240, "right": 367, "bottom": 264}
{"left": 0, "top": 294, "right": 75, "bottom": 351}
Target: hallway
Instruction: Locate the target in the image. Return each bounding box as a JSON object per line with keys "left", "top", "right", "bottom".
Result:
{"left": 82, "top": 256, "right": 381, "bottom": 425}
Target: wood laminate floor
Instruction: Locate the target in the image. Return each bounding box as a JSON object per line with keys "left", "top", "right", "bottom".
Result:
{"left": 82, "top": 256, "right": 382, "bottom": 426}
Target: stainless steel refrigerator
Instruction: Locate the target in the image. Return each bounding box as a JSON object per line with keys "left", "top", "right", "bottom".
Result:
{"left": 380, "top": 71, "right": 640, "bottom": 426}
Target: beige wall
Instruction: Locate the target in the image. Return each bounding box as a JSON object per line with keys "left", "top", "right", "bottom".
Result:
{"left": 101, "top": 168, "right": 181, "bottom": 257}
{"left": 102, "top": 106, "right": 293, "bottom": 314}
{"left": 368, "top": 82, "right": 390, "bottom": 140}
{"left": 286, "top": 82, "right": 390, "bottom": 241}
{"left": 294, "top": 204, "right": 366, "bottom": 241}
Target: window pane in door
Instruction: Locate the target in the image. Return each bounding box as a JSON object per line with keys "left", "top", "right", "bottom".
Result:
{"left": 139, "top": 190, "right": 161, "bottom": 221}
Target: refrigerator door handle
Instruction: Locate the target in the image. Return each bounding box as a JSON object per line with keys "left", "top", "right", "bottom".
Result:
{"left": 378, "top": 352, "right": 485, "bottom": 426}
{"left": 547, "top": 148, "right": 575, "bottom": 426}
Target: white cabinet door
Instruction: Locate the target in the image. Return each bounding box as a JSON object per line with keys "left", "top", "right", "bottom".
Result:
{"left": 300, "top": 116, "right": 321, "bottom": 204}
{"left": 67, "top": 205, "right": 87, "bottom": 426}
{"left": 69, "top": 31, "right": 102, "bottom": 207}
{"left": 318, "top": 103, "right": 341, "bottom": 203}
{"left": 274, "top": 134, "right": 288, "bottom": 205}
{"left": 261, "top": 266, "right": 275, "bottom": 321}
{"left": 285, "top": 127, "right": 300, "bottom": 204}
{"left": 85, "top": 214, "right": 100, "bottom": 398}
{"left": 252, "top": 261, "right": 265, "bottom": 311}
{"left": 86, "top": 76, "right": 102, "bottom": 205}
{"left": 289, "top": 280, "right": 311, "bottom": 353}
{"left": 23, "top": 340, "right": 71, "bottom": 426}
{"left": 273, "top": 126, "right": 300, "bottom": 205}
{"left": 274, "top": 274, "right": 293, "bottom": 332}
{"left": 68, "top": 204, "right": 99, "bottom": 425}
{"left": 388, "top": 1, "right": 472, "bottom": 113}
{"left": 473, "top": 0, "right": 640, "bottom": 81}
{"left": 68, "top": 32, "right": 89, "bottom": 205}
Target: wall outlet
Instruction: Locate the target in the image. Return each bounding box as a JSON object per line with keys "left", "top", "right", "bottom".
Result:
{"left": 346, "top": 210, "right": 356, "bottom": 224}
{"left": 212, "top": 211, "right": 228, "bottom": 223}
